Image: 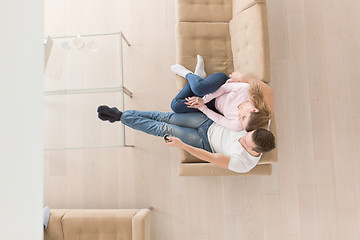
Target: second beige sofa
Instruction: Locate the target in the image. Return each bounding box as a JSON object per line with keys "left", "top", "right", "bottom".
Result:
{"left": 44, "top": 208, "right": 152, "bottom": 240}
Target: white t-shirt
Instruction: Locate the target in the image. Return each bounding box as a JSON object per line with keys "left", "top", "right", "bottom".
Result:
{"left": 207, "top": 122, "right": 262, "bottom": 173}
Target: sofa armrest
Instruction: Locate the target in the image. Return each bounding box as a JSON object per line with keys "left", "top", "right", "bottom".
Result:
{"left": 44, "top": 209, "right": 70, "bottom": 240}
{"left": 179, "top": 163, "right": 272, "bottom": 176}
{"left": 132, "top": 208, "right": 152, "bottom": 240}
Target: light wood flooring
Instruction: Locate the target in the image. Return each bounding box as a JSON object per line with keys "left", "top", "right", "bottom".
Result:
{"left": 44, "top": 0, "right": 360, "bottom": 239}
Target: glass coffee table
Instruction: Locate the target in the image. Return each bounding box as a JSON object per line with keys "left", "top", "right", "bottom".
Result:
{"left": 44, "top": 31, "right": 133, "bottom": 151}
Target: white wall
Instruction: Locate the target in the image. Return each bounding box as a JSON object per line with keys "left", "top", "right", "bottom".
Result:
{"left": 0, "top": 0, "right": 44, "bottom": 239}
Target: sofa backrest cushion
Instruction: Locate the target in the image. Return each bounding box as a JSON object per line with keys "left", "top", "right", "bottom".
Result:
{"left": 177, "top": 0, "right": 232, "bottom": 22}
{"left": 232, "top": 0, "right": 265, "bottom": 18}
{"left": 61, "top": 209, "right": 138, "bottom": 240}
{"left": 229, "top": 3, "right": 270, "bottom": 82}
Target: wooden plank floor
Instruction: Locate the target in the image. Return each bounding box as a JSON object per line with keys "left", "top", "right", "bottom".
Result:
{"left": 44, "top": 0, "right": 360, "bottom": 239}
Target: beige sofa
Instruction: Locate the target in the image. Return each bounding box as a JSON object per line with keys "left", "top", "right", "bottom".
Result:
{"left": 44, "top": 208, "right": 152, "bottom": 240}
{"left": 175, "top": 0, "right": 277, "bottom": 176}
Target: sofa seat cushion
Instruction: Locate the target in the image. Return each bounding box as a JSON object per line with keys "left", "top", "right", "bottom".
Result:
{"left": 232, "top": 0, "right": 265, "bottom": 17}
{"left": 61, "top": 209, "right": 138, "bottom": 240}
{"left": 176, "top": 22, "right": 234, "bottom": 88}
{"left": 177, "top": 0, "right": 232, "bottom": 22}
{"left": 229, "top": 3, "right": 270, "bottom": 82}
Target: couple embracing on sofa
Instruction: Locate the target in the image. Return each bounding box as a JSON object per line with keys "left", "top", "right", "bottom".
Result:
{"left": 97, "top": 55, "right": 275, "bottom": 173}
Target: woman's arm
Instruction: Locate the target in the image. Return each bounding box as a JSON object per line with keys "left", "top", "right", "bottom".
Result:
{"left": 229, "top": 71, "right": 274, "bottom": 112}
{"left": 165, "top": 136, "right": 230, "bottom": 169}
{"left": 185, "top": 96, "right": 244, "bottom": 131}
{"left": 201, "top": 82, "right": 236, "bottom": 103}
{"left": 197, "top": 105, "right": 244, "bottom": 131}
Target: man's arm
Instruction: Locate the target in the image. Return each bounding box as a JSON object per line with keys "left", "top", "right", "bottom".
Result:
{"left": 165, "top": 136, "right": 230, "bottom": 169}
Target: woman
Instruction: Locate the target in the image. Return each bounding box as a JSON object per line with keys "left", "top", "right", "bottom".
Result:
{"left": 170, "top": 58, "right": 274, "bottom": 132}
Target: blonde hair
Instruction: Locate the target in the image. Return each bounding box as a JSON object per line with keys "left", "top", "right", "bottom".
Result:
{"left": 245, "top": 80, "right": 272, "bottom": 132}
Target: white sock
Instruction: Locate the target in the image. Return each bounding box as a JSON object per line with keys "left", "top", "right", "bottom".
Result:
{"left": 170, "top": 64, "right": 193, "bottom": 78}
{"left": 194, "top": 55, "right": 206, "bottom": 79}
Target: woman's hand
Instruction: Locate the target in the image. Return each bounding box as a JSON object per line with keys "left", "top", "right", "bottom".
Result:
{"left": 164, "top": 136, "right": 185, "bottom": 148}
{"left": 228, "top": 71, "right": 245, "bottom": 82}
{"left": 185, "top": 96, "right": 205, "bottom": 109}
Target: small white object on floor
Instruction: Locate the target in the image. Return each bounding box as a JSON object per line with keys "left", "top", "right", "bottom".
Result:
{"left": 194, "top": 55, "right": 207, "bottom": 79}
{"left": 43, "top": 206, "right": 50, "bottom": 230}
{"left": 170, "top": 64, "right": 193, "bottom": 78}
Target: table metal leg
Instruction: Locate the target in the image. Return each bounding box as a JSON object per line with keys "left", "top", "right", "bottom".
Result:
{"left": 122, "top": 86, "right": 133, "bottom": 98}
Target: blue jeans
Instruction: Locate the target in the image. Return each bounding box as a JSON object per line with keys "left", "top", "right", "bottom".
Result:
{"left": 121, "top": 110, "right": 214, "bottom": 152}
{"left": 170, "top": 73, "right": 230, "bottom": 113}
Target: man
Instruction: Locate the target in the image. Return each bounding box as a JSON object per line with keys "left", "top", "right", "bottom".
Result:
{"left": 97, "top": 105, "right": 275, "bottom": 173}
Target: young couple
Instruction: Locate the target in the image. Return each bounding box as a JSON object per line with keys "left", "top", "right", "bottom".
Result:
{"left": 97, "top": 55, "right": 275, "bottom": 173}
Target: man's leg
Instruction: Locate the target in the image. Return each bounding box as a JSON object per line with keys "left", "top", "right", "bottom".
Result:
{"left": 186, "top": 72, "right": 230, "bottom": 96}
{"left": 123, "top": 110, "right": 209, "bottom": 129}
{"left": 121, "top": 110, "right": 210, "bottom": 150}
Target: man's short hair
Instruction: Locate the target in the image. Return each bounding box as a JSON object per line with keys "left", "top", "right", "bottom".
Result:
{"left": 252, "top": 128, "right": 276, "bottom": 153}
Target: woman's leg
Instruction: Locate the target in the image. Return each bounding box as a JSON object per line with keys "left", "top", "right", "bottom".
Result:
{"left": 170, "top": 83, "right": 199, "bottom": 113}
{"left": 120, "top": 110, "right": 211, "bottom": 150}
{"left": 170, "top": 72, "right": 230, "bottom": 113}
{"left": 186, "top": 72, "right": 230, "bottom": 96}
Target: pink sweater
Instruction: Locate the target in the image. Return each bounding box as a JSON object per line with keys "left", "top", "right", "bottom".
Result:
{"left": 198, "top": 81, "right": 250, "bottom": 131}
